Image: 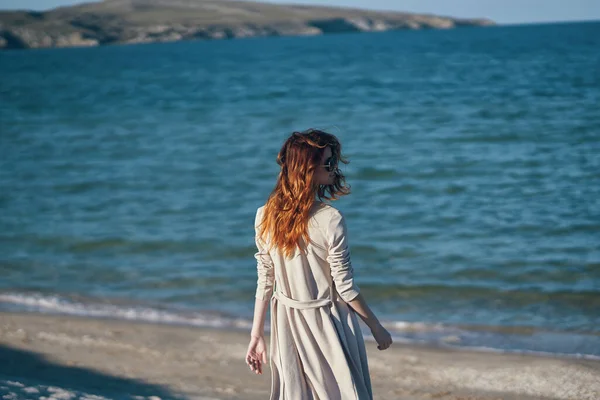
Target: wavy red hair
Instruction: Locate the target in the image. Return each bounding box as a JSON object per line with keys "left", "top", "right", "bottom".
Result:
{"left": 258, "top": 129, "right": 351, "bottom": 258}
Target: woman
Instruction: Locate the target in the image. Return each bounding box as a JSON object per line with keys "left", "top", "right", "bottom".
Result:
{"left": 245, "top": 128, "right": 392, "bottom": 400}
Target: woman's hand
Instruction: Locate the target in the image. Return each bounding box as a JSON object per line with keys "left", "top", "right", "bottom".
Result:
{"left": 371, "top": 323, "right": 393, "bottom": 350}
{"left": 245, "top": 335, "right": 268, "bottom": 374}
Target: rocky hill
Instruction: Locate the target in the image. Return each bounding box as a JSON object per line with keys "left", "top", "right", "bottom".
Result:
{"left": 0, "top": 0, "right": 495, "bottom": 50}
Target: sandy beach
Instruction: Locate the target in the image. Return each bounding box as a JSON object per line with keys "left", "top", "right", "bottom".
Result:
{"left": 0, "top": 312, "right": 598, "bottom": 400}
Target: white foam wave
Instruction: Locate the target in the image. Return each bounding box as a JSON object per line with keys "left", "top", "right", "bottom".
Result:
{"left": 438, "top": 343, "right": 600, "bottom": 361}
{"left": 2, "top": 292, "right": 599, "bottom": 361}
{"left": 0, "top": 292, "right": 252, "bottom": 330}
{"left": 390, "top": 320, "right": 447, "bottom": 332}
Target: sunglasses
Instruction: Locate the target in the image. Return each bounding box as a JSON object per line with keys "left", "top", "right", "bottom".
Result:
{"left": 322, "top": 156, "right": 338, "bottom": 172}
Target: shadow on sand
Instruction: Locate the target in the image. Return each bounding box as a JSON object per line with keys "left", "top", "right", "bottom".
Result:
{"left": 0, "top": 344, "right": 185, "bottom": 399}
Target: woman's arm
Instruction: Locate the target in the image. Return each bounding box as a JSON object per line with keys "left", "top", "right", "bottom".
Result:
{"left": 246, "top": 208, "right": 274, "bottom": 374}
{"left": 327, "top": 211, "right": 392, "bottom": 350}
{"left": 246, "top": 297, "right": 269, "bottom": 375}
{"left": 346, "top": 293, "right": 379, "bottom": 329}
{"left": 347, "top": 293, "right": 392, "bottom": 350}
{"left": 250, "top": 297, "right": 270, "bottom": 337}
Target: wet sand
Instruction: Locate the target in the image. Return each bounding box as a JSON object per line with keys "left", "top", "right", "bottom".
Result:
{"left": 1, "top": 311, "right": 598, "bottom": 400}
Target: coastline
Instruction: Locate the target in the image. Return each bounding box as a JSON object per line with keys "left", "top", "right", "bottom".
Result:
{"left": 1, "top": 311, "right": 598, "bottom": 400}
{"left": 0, "top": 1, "right": 494, "bottom": 50}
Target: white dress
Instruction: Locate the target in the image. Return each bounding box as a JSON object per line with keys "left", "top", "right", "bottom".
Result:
{"left": 254, "top": 202, "right": 373, "bottom": 400}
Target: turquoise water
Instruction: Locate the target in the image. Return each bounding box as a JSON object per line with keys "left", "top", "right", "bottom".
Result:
{"left": 1, "top": 21, "right": 599, "bottom": 357}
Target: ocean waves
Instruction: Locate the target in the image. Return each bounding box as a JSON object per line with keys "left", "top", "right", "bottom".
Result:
{"left": 2, "top": 290, "right": 598, "bottom": 359}
{"left": 1, "top": 22, "right": 599, "bottom": 357}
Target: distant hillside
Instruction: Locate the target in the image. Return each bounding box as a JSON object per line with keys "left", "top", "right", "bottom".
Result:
{"left": 0, "top": 0, "right": 495, "bottom": 50}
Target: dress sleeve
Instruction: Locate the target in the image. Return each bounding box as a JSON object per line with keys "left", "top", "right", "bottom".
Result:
{"left": 254, "top": 207, "right": 275, "bottom": 301}
{"left": 326, "top": 210, "right": 361, "bottom": 302}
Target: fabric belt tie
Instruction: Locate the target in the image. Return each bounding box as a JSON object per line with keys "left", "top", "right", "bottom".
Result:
{"left": 274, "top": 289, "right": 333, "bottom": 310}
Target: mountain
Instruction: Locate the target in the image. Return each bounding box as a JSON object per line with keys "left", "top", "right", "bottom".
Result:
{"left": 0, "top": 0, "right": 495, "bottom": 50}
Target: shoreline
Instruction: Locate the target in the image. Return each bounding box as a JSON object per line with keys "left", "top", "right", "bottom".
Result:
{"left": 2, "top": 291, "right": 598, "bottom": 360}
{"left": 1, "top": 289, "right": 599, "bottom": 359}
{"left": 0, "top": 1, "right": 494, "bottom": 51}
{"left": 1, "top": 311, "right": 599, "bottom": 400}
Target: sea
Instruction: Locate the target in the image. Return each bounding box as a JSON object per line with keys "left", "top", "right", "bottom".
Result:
{"left": 1, "top": 21, "right": 599, "bottom": 358}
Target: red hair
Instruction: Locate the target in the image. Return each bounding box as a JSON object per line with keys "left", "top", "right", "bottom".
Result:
{"left": 258, "top": 129, "right": 350, "bottom": 258}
